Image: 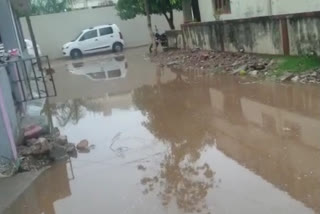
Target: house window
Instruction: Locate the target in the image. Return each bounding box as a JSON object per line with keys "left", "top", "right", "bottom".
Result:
{"left": 213, "top": 0, "right": 231, "bottom": 14}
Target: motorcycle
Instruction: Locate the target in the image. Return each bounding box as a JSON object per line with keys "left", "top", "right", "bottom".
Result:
{"left": 149, "top": 32, "right": 168, "bottom": 53}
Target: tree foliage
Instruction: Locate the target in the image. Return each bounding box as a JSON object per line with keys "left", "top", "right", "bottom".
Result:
{"left": 116, "top": 0, "right": 182, "bottom": 29}
{"left": 31, "top": 0, "right": 71, "bottom": 15}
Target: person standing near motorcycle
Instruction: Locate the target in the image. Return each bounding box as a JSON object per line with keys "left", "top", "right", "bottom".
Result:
{"left": 149, "top": 25, "right": 168, "bottom": 53}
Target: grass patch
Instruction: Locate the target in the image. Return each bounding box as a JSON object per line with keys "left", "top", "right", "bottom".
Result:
{"left": 271, "top": 56, "right": 320, "bottom": 77}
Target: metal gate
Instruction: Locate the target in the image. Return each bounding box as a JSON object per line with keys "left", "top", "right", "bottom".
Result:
{"left": 7, "top": 56, "right": 57, "bottom": 103}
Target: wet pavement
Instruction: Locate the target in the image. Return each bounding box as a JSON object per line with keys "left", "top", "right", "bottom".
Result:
{"left": 4, "top": 47, "right": 320, "bottom": 214}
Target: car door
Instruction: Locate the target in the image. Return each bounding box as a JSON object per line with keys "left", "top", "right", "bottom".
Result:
{"left": 98, "top": 27, "right": 114, "bottom": 51}
{"left": 78, "top": 29, "right": 99, "bottom": 53}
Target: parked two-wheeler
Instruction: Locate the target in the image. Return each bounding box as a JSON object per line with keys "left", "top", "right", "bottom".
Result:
{"left": 149, "top": 32, "right": 168, "bottom": 53}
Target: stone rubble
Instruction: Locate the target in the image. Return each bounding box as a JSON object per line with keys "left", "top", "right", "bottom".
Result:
{"left": 55, "top": 135, "right": 68, "bottom": 146}
{"left": 0, "top": 157, "right": 18, "bottom": 178}
{"left": 76, "top": 139, "right": 89, "bottom": 150}
{"left": 153, "top": 49, "right": 320, "bottom": 84}
{"left": 280, "top": 72, "right": 294, "bottom": 82}
{"left": 17, "top": 128, "right": 77, "bottom": 172}
{"left": 76, "top": 139, "right": 95, "bottom": 153}
{"left": 291, "top": 75, "right": 300, "bottom": 82}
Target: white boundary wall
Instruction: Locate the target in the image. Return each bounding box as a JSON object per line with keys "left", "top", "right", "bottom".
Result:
{"left": 20, "top": 7, "right": 183, "bottom": 59}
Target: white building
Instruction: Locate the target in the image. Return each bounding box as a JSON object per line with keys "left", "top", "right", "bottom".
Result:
{"left": 198, "top": 0, "right": 320, "bottom": 22}
{"left": 70, "top": 0, "right": 115, "bottom": 9}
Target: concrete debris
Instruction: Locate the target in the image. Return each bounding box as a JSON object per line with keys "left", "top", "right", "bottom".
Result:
{"left": 289, "top": 70, "right": 320, "bottom": 84}
{"left": 56, "top": 135, "right": 68, "bottom": 146}
{"left": 166, "top": 60, "right": 180, "bottom": 66}
{"left": 152, "top": 50, "right": 320, "bottom": 85}
{"left": 280, "top": 72, "right": 294, "bottom": 82}
{"left": 66, "top": 143, "right": 76, "bottom": 153}
{"left": 232, "top": 65, "right": 247, "bottom": 75}
{"left": 0, "top": 157, "right": 18, "bottom": 178}
{"left": 76, "top": 139, "right": 89, "bottom": 151}
{"left": 200, "top": 53, "right": 209, "bottom": 61}
{"left": 291, "top": 76, "right": 299, "bottom": 82}
{"left": 49, "top": 144, "right": 69, "bottom": 161}
{"left": 251, "top": 63, "right": 265, "bottom": 70}
{"left": 17, "top": 127, "right": 79, "bottom": 172}
{"left": 154, "top": 50, "right": 273, "bottom": 77}
{"left": 20, "top": 156, "right": 50, "bottom": 172}
{"left": 52, "top": 127, "right": 60, "bottom": 137}
{"left": 249, "top": 70, "right": 258, "bottom": 76}
{"left": 18, "top": 145, "right": 33, "bottom": 156}
{"left": 24, "top": 138, "right": 37, "bottom": 147}
{"left": 191, "top": 48, "right": 201, "bottom": 53}
{"left": 30, "top": 138, "right": 52, "bottom": 155}
{"left": 66, "top": 143, "right": 78, "bottom": 158}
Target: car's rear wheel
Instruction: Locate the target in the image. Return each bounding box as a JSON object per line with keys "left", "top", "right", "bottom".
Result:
{"left": 70, "top": 49, "right": 82, "bottom": 59}
{"left": 112, "top": 42, "right": 123, "bottom": 53}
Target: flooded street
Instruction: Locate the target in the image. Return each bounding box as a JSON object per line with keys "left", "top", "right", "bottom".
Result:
{"left": 4, "top": 47, "right": 320, "bottom": 214}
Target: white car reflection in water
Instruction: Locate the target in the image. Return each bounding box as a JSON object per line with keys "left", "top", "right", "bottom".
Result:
{"left": 66, "top": 54, "right": 128, "bottom": 81}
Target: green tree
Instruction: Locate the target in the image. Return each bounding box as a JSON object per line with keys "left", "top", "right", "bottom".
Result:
{"left": 116, "top": 0, "right": 182, "bottom": 30}
{"left": 31, "top": 0, "right": 71, "bottom": 15}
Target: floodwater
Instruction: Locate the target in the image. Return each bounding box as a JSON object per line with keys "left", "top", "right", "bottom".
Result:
{"left": 4, "top": 47, "right": 320, "bottom": 214}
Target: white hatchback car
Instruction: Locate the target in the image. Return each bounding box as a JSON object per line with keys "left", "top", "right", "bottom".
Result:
{"left": 62, "top": 24, "right": 125, "bottom": 59}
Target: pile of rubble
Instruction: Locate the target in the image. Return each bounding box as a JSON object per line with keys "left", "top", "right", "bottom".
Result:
{"left": 16, "top": 125, "right": 94, "bottom": 172}
{"left": 289, "top": 71, "right": 320, "bottom": 84}
{"left": 0, "top": 157, "right": 18, "bottom": 178}
{"left": 18, "top": 128, "right": 77, "bottom": 171}
{"left": 153, "top": 49, "right": 320, "bottom": 84}
{"left": 154, "top": 49, "right": 274, "bottom": 74}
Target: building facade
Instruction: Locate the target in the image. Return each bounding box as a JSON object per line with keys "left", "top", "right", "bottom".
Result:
{"left": 0, "top": 0, "right": 27, "bottom": 160}
{"left": 70, "top": 0, "right": 115, "bottom": 9}
{"left": 198, "top": 0, "right": 320, "bottom": 22}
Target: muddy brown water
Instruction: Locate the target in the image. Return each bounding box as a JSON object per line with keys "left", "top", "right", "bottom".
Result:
{"left": 4, "top": 47, "right": 320, "bottom": 214}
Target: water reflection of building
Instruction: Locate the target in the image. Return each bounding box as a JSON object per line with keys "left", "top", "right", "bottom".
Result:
{"left": 133, "top": 72, "right": 320, "bottom": 213}
{"left": 81, "top": 91, "right": 133, "bottom": 115}
{"left": 47, "top": 90, "right": 133, "bottom": 127}
{"left": 4, "top": 162, "right": 72, "bottom": 214}
{"left": 208, "top": 79, "right": 320, "bottom": 213}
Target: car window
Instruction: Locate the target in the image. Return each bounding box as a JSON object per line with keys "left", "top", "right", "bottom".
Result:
{"left": 79, "top": 30, "right": 98, "bottom": 41}
{"left": 72, "top": 32, "right": 83, "bottom": 41}
{"left": 99, "top": 27, "right": 113, "bottom": 36}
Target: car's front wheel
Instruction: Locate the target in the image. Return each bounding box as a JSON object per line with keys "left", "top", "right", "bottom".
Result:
{"left": 70, "top": 49, "right": 82, "bottom": 59}
{"left": 112, "top": 42, "right": 123, "bottom": 53}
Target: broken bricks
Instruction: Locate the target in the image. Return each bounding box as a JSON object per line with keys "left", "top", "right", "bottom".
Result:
{"left": 76, "top": 139, "right": 89, "bottom": 150}
{"left": 152, "top": 49, "right": 320, "bottom": 84}
{"left": 18, "top": 128, "right": 78, "bottom": 172}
